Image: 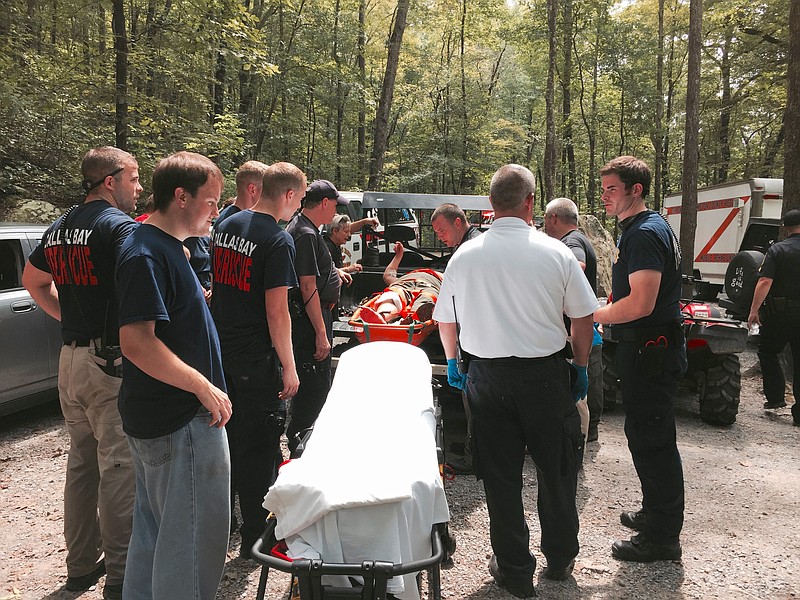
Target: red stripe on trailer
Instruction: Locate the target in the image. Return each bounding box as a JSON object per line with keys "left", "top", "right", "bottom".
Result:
{"left": 665, "top": 196, "right": 740, "bottom": 215}
{"left": 694, "top": 196, "right": 751, "bottom": 261}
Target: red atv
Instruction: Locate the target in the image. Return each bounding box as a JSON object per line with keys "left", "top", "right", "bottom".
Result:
{"left": 602, "top": 298, "right": 749, "bottom": 426}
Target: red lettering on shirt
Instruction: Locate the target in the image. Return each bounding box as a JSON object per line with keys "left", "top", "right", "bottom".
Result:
{"left": 213, "top": 247, "right": 251, "bottom": 292}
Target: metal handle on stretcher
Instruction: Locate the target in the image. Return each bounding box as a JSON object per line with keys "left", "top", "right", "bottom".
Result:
{"left": 253, "top": 518, "right": 444, "bottom": 600}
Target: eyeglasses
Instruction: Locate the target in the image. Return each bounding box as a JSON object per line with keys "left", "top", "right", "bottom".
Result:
{"left": 82, "top": 167, "right": 124, "bottom": 194}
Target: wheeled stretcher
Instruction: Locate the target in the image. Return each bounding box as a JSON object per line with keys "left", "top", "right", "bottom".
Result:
{"left": 252, "top": 342, "right": 451, "bottom": 600}
{"left": 348, "top": 270, "right": 443, "bottom": 346}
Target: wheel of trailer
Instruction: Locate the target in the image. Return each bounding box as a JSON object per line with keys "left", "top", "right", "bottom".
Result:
{"left": 602, "top": 342, "right": 620, "bottom": 411}
{"left": 698, "top": 353, "right": 741, "bottom": 425}
{"left": 724, "top": 250, "right": 765, "bottom": 316}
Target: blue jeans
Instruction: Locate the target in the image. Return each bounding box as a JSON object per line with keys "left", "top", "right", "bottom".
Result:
{"left": 124, "top": 411, "right": 231, "bottom": 600}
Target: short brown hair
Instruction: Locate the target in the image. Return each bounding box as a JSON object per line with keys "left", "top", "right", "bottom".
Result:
{"left": 235, "top": 160, "right": 268, "bottom": 189}
{"left": 599, "top": 156, "right": 651, "bottom": 198}
{"left": 262, "top": 162, "right": 306, "bottom": 201}
{"left": 152, "top": 152, "right": 223, "bottom": 212}
{"left": 431, "top": 203, "right": 467, "bottom": 225}
{"left": 81, "top": 146, "right": 137, "bottom": 193}
{"left": 489, "top": 164, "right": 536, "bottom": 212}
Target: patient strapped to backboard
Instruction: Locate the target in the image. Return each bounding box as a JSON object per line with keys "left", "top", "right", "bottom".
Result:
{"left": 262, "top": 342, "right": 450, "bottom": 599}
{"left": 349, "top": 269, "right": 443, "bottom": 345}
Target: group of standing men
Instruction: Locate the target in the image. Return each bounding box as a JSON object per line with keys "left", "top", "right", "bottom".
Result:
{"left": 22, "top": 148, "right": 355, "bottom": 599}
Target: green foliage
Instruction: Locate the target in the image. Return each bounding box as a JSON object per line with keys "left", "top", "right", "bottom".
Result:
{"left": 0, "top": 0, "right": 789, "bottom": 218}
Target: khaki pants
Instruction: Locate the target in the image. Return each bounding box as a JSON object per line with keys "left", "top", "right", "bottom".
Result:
{"left": 58, "top": 344, "right": 134, "bottom": 584}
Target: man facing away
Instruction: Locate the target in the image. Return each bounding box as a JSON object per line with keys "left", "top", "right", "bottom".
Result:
{"left": 544, "top": 196, "right": 603, "bottom": 443}
{"left": 594, "top": 155, "right": 687, "bottom": 562}
{"left": 215, "top": 160, "right": 269, "bottom": 228}
{"left": 22, "top": 146, "right": 141, "bottom": 600}
{"left": 285, "top": 179, "right": 348, "bottom": 457}
{"left": 211, "top": 162, "right": 305, "bottom": 559}
{"left": 434, "top": 164, "right": 597, "bottom": 597}
{"left": 747, "top": 208, "right": 800, "bottom": 422}
{"left": 115, "top": 151, "right": 232, "bottom": 599}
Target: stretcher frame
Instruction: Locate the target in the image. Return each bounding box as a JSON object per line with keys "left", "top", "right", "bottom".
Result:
{"left": 252, "top": 516, "right": 445, "bottom": 600}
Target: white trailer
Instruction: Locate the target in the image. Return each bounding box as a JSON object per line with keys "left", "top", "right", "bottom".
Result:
{"left": 663, "top": 178, "right": 783, "bottom": 295}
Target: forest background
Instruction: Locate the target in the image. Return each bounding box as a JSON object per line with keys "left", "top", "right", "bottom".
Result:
{"left": 0, "top": 0, "right": 795, "bottom": 227}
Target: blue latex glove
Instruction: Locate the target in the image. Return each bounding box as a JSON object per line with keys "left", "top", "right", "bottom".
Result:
{"left": 571, "top": 364, "right": 588, "bottom": 402}
{"left": 447, "top": 358, "right": 467, "bottom": 390}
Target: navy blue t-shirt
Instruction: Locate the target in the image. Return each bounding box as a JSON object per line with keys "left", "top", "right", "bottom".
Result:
{"left": 611, "top": 210, "right": 682, "bottom": 328}
{"left": 184, "top": 236, "right": 212, "bottom": 290}
{"left": 116, "top": 224, "right": 226, "bottom": 439}
{"left": 758, "top": 233, "right": 800, "bottom": 300}
{"left": 28, "top": 201, "right": 137, "bottom": 344}
{"left": 214, "top": 204, "right": 241, "bottom": 230}
{"left": 286, "top": 213, "right": 341, "bottom": 304}
{"left": 211, "top": 210, "right": 298, "bottom": 360}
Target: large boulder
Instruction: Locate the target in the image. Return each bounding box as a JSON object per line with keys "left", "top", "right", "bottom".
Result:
{"left": 578, "top": 214, "right": 615, "bottom": 298}
{"left": 0, "top": 198, "right": 63, "bottom": 224}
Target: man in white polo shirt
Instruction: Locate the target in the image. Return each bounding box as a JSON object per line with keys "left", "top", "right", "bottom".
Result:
{"left": 433, "top": 164, "right": 597, "bottom": 597}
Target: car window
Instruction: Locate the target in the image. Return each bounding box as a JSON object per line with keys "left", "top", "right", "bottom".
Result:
{"left": 0, "top": 240, "right": 23, "bottom": 291}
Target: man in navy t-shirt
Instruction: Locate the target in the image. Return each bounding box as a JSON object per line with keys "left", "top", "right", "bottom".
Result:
{"left": 23, "top": 146, "right": 141, "bottom": 599}
{"left": 284, "top": 179, "right": 349, "bottom": 457}
{"left": 594, "top": 156, "right": 687, "bottom": 564}
{"left": 116, "top": 152, "right": 232, "bottom": 600}
{"left": 214, "top": 160, "right": 268, "bottom": 229}
{"left": 211, "top": 162, "right": 305, "bottom": 558}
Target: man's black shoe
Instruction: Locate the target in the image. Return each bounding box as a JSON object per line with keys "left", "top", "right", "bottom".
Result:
{"left": 619, "top": 510, "right": 647, "bottom": 531}
{"left": 446, "top": 455, "right": 473, "bottom": 475}
{"left": 65, "top": 561, "right": 106, "bottom": 591}
{"left": 764, "top": 400, "right": 787, "bottom": 409}
{"left": 612, "top": 534, "right": 681, "bottom": 562}
{"left": 541, "top": 558, "right": 575, "bottom": 581}
{"left": 587, "top": 427, "right": 599, "bottom": 442}
{"left": 103, "top": 582, "right": 123, "bottom": 600}
{"left": 488, "top": 555, "right": 536, "bottom": 598}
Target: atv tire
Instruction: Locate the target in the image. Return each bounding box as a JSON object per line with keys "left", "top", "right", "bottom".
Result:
{"left": 602, "top": 342, "right": 620, "bottom": 411}
{"left": 699, "top": 353, "right": 741, "bottom": 425}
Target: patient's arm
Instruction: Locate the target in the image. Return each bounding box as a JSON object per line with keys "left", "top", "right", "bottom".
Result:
{"left": 383, "top": 242, "right": 405, "bottom": 285}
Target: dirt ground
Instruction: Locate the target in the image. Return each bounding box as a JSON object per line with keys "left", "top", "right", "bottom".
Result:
{"left": 1, "top": 351, "right": 799, "bottom": 600}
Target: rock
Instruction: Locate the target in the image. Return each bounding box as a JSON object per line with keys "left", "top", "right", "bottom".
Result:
{"left": 1, "top": 199, "right": 63, "bottom": 224}
{"left": 579, "top": 214, "right": 615, "bottom": 298}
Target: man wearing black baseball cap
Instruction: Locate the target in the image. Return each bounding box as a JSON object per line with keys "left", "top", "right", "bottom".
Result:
{"left": 285, "top": 179, "right": 349, "bottom": 456}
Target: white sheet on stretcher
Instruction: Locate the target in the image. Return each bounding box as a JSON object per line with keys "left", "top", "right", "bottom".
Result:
{"left": 263, "top": 342, "right": 450, "bottom": 599}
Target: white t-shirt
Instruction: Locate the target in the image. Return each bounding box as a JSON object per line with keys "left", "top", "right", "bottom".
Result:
{"left": 433, "top": 217, "right": 599, "bottom": 358}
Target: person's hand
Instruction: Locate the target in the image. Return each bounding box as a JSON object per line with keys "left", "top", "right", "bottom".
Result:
{"left": 367, "top": 217, "right": 380, "bottom": 228}
{"left": 314, "top": 333, "right": 331, "bottom": 361}
{"left": 348, "top": 263, "right": 363, "bottom": 273}
{"left": 279, "top": 367, "right": 300, "bottom": 400}
{"left": 203, "top": 287, "right": 212, "bottom": 305}
{"left": 747, "top": 310, "right": 761, "bottom": 329}
{"left": 394, "top": 241, "right": 405, "bottom": 258}
{"left": 447, "top": 358, "right": 467, "bottom": 390}
{"left": 197, "top": 381, "right": 232, "bottom": 428}
{"left": 338, "top": 268, "right": 353, "bottom": 286}
{"left": 571, "top": 364, "right": 588, "bottom": 403}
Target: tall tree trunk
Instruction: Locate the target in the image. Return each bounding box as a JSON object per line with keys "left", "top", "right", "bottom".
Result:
{"left": 367, "top": 0, "right": 410, "bottom": 190}
{"left": 112, "top": 0, "right": 128, "bottom": 150}
{"left": 680, "top": 0, "right": 702, "bottom": 278}
{"left": 652, "top": 0, "right": 665, "bottom": 211}
{"left": 333, "top": 0, "right": 344, "bottom": 184}
{"left": 357, "top": 0, "right": 366, "bottom": 188}
{"left": 785, "top": 0, "right": 800, "bottom": 218}
{"left": 458, "top": 0, "right": 468, "bottom": 193}
{"left": 98, "top": 6, "right": 106, "bottom": 55}
{"left": 561, "top": 0, "right": 576, "bottom": 202}
{"left": 717, "top": 23, "right": 733, "bottom": 183}
{"left": 544, "top": 0, "right": 557, "bottom": 203}
{"left": 213, "top": 50, "right": 225, "bottom": 127}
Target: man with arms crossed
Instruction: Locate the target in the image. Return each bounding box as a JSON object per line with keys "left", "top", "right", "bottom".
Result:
{"left": 211, "top": 162, "right": 305, "bottom": 558}
{"left": 23, "top": 146, "right": 141, "bottom": 600}
{"left": 285, "top": 179, "right": 348, "bottom": 457}
{"left": 594, "top": 156, "right": 687, "bottom": 562}
{"left": 434, "top": 164, "right": 597, "bottom": 597}
{"left": 116, "top": 152, "right": 232, "bottom": 599}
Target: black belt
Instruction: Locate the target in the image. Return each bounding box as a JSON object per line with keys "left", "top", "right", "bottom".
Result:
{"left": 607, "top": 321, "right": 682, "bottom": 343}
{"left": 65, "top": 338, "right": 91, "bottom": 347}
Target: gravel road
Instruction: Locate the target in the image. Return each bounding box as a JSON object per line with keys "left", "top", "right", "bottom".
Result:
{"left": 1, "top": 352, "right": 799, "bottom": 599}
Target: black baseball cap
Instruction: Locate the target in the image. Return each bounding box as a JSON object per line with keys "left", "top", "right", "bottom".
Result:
{"left": 783, "top": 209, "right": 800, "bottom": 227}
{"left": 306, "top": 179, "right": 349, "bottom": 205}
